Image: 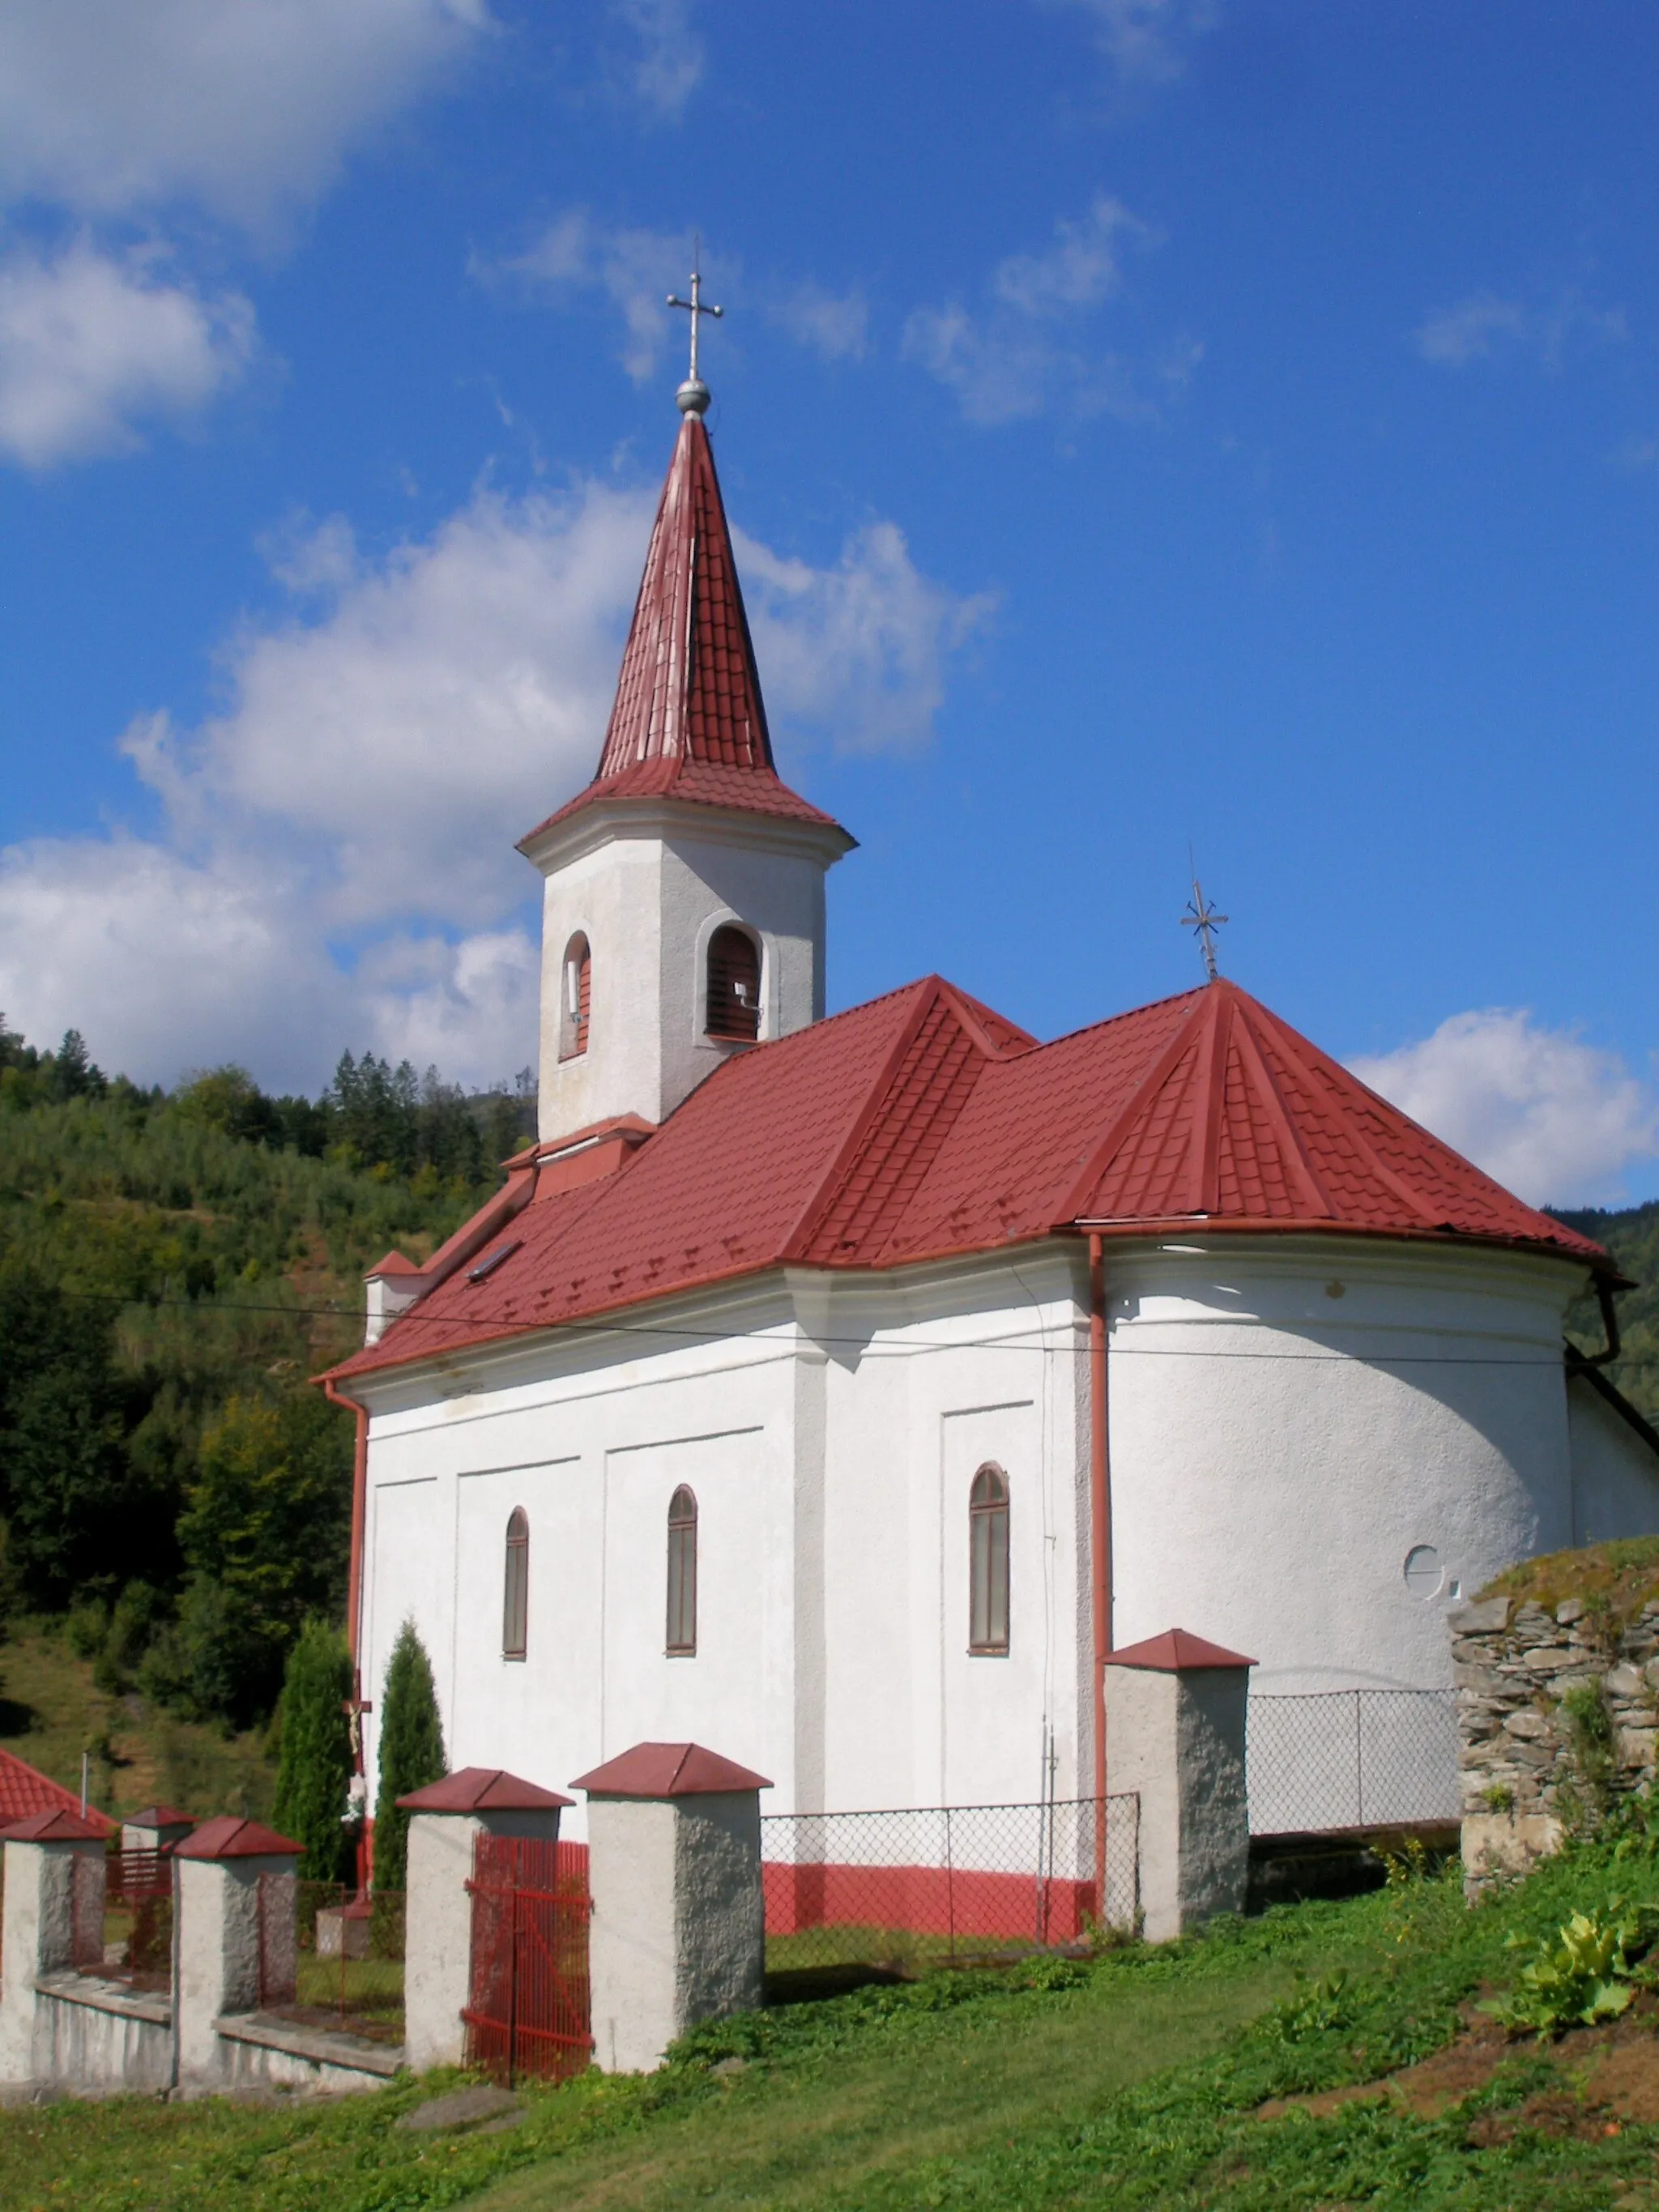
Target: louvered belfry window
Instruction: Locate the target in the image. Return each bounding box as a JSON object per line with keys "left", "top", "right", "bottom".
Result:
{"left": 969, "top": 1465, "right": 1009, "bottom": 1655}
{"left": 560, "top": 933, "right": 591, "bottom": 1061}
{"left": 666, "top": 1485, "right": 698, "bottom": 1655}
{"left": 706, "top": 925, "right": 761, "bottom": 1042}
{"left": 503, "top": 1507, "right": 529, "bottom": 1660}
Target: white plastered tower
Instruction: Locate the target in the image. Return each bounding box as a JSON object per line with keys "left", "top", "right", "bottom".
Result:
{"left": 518, "top": 396, "right": 853, "bottom": 1146}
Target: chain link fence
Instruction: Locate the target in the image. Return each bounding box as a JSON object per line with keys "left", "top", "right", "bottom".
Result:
{"left": 1247, "top": 1689, "right": 1460, "bottom": 1835}
{"left": 257, "top": 1875, "right": 406, "bottom": 2044}
{"left": 761, "top": 1794, "right": 1138, "bottom": 1975}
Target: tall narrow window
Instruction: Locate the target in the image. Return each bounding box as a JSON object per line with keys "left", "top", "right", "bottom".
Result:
{"left": 560, "top": 933, "right": 591, "bottom": 1060}
{"left": 969, "top": 1464, "right": 1009, "bottom": 1655}
{"left": 706, "top": 925, "right": 761, "bottom": 1042}
{"left": 666, "top": 1485, "right": 698, "bottom": 1655}
{"left": 503, "top": 1507, "right": 529, "bottom": 1660}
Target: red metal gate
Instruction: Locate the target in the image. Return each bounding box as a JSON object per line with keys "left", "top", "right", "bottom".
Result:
{"left": 463, "top": 1834, "right": 592, "bottom": 2084}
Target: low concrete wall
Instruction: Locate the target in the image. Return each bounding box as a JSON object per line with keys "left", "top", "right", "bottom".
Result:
{"left": 32, "top": 1974, "right": 173, "bottom": 2095}
{"left": 213, "top": 2014, "right": 403, "bottom": 2093}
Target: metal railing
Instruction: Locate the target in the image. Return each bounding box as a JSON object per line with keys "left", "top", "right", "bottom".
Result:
{"left": 1246, "top": 1689, "right": 1460, "bottom": 1835}
{"left": 463, "top": 1834, "right": 592, "bottom": 2086}
{"left": 760, "top": 1793, "right": 1139, "bottom": 1974}
{"left": 257, "top": 1876, "right": 407, "bottom": 2044}
{"left": 100, "top": 1848, "right": 174, "bottom": 1990}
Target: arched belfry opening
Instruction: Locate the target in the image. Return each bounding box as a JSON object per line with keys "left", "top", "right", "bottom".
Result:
{"left": 706, "top": 925, "right": 761, "bottom": 1042}
{"left": 559, "top": 933, "right": 591, "bottom": 1061}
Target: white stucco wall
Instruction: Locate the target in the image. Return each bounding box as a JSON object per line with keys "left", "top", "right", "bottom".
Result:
{"left": 1106, "top": 1238, "right": 1619, "bottom": 1693}
{"left": 355, "top": 1230, "right": 1651, "bottom": 1830}
{"left": 531, "top": 812, "right": 838, "bottom": 1142}
{"left": 1567, "top": 1375, "right": 1659, "bottom": 1546}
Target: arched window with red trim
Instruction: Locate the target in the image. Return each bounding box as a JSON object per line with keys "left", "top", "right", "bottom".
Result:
{"left": 666, "top": 1485, "right": 698, "bottom": 1654}
{"left": 560, "top": 933, "right": 591, "bottom": 1060}
{"left": 503, "top": 1507, "right": 529, "bottom": 1660}
{"left": 969, "top": 1465, "right": 1009, "bottom": 1655}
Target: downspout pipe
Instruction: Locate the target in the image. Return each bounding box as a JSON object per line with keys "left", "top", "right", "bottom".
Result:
{"left": 325, "top": 1375, "right": 370, "bottom": 1668}
{"left": 1088, "top": 1233, "right": 1112, "bottom": 1907}
{"left": 1578, "top": 1277, "right": 1623, "bottom": 1368}
{"left": 324, "top": 1373, "right": 372, "bottom": 1894}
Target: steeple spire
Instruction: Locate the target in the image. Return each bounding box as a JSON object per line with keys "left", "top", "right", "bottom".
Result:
{"left": 596, "top": 410, "right": 774, "bottom": 779}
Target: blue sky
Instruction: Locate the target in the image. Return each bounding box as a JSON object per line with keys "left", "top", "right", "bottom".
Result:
{"left": 1, "top": 1, "right": 1656, "bottom": 1205}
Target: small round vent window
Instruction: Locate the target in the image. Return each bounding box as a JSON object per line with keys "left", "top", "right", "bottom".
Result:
{"left": 1403, "top": 1545, "right": 1443, "bottom": 1597}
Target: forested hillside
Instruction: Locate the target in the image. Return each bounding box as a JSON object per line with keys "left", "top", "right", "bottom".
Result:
{"left": 1559, "top": 1201, "right": 1659, "bottom": 1425}
{"left": 0, "top": 1019, "right": 532, "bottom": 1749}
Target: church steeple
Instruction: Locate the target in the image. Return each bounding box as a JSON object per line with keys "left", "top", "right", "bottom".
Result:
{"left": 518, "top": 386, "right": 854, "bottom": 1147}
{"left": 595, "top": 411, "right": 774, "bottom": 782}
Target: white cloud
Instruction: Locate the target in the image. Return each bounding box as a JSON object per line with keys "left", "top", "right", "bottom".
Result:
{"left": 0, "top": 0, "right": 493, "bottom": 232}
{"left": 904, "top": 194, "right": 1194, "bottom": 425}
{"left": 0, "top": 241, "right": 256, "bottom": 467}
{"left": 1053, "top": 0, "right": 1218, "bottom": 86}
{"left": 481, "top": 212, "right": 702, "bottom": 384}
{"left": 1415, "top": 290, "right": 1627, "bottom": 373}
{"left": 768, "top": 283, "right": 869, "bottom": 363}
{"left": 608, "top": 0, "right": 704, "bottom": 121}
{"left": 1349, "top": 1008, "right": 1659, "bottom": 1208}
{"left": 0, "top": 476, "right": 984, "bottom": 1090}
{"left": 738, "top": 523, "right": 996, "bottom": 752}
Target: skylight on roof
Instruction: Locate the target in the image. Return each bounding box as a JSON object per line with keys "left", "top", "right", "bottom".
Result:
{"left": 467, "top": 1239, "right": 522, "bottom": 1284}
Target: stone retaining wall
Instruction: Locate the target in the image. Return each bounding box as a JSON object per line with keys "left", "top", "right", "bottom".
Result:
{"left": 1452, "top": 1593, "right": 1659, "bottom": 1884}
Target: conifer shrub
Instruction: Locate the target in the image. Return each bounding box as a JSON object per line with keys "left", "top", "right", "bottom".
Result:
{"left": 371, "top": 1619, "right": 446, "bottom": 1894}
{"left": 271, "top": 1618, "right": 354, "bottom": 1884}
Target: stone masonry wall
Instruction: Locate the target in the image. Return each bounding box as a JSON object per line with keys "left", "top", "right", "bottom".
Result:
{"left": 1452, "top": 1593, "right": 1659, "bottom": 1884}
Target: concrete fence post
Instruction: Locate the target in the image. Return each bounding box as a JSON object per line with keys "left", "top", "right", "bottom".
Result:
{"left": 173, "top": 1815, "right": 304, "bottom": 2090}
{"left": 1103, "top": 1627, "right": 1255, "bottom": 1943}
{"left": 572, "top": 1741, "right": 770, "bottom": 2074}
{"left": 0, "top": 1811, "right": 109, "bottom": 2086}
{"left": 121, "top": 1804, "right": 195, "bottom": 1855}
{"left": 398, "top": 1767, "right": 573, "bottom": 2071}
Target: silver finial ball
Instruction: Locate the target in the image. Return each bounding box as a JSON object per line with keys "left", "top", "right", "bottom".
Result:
{"left": 676, "top": 375, "right": 710, "bottom": 416}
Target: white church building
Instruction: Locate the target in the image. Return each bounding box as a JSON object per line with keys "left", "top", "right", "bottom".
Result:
{"left": 329, "top": 373, "right": 1659, "bottom": 1843}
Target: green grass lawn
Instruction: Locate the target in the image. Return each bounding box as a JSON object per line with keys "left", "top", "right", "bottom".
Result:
{"left": 10, "top": 1831, "right": 1659, "bottom": 2212}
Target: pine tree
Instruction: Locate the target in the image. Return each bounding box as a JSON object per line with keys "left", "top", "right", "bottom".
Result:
{"left": 271, "top": 1619, "right": 353, "bottom": 1883}
{"left": 371, "top": 1619, "right": 446, "bottom": 1892}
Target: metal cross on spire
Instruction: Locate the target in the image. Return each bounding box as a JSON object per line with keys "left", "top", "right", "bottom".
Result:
{"left": 1182, "top": 859, "right": 1229, "bottom": 983}
{"left": 667, "top": 238, "right": 723, "bottom": 417}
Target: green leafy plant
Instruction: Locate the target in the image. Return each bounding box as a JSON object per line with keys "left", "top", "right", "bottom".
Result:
{"left": 1267, "top": 1970, "right": 1350, "bottom": 2042}
{"left": 1480, "top": 1906, "right": 1652, "bottom": 2037}
{"left": 1482, "top": 1782, "right": 1516, "bottom": 1813}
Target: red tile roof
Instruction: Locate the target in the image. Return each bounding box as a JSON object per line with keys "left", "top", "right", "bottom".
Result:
{"left": 1105, "top": 1628, "right": 1257, "bottom": 1672}
{"left": 330, "top": 976, "right": 1613, "bottom": 1383}
{"left": 397, "top": 1767, "right": 573, "bottom": 1813}
{"left": 175, "top": 1815, "right": 302, "bottom": 1861}
{"left": 0, "top": 1747, "right": 115, "bottom": 1835}
{"left": 0, "top": 1806, "right": 112, "bottom": 1843}
{"left": 571, "top": 1743, "right": 773, "bottom": 1797}
{"left": 518, "top": 415, "right": 851, "bottom": 851}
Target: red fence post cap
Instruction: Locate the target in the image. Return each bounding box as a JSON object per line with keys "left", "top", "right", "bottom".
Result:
{"left": 571, "top": 1742, "right": 773, "bottom": 1798}
{"left": 1103, "top": 1628, "right": 1257, "bottom": 1673}
{"left": 397, "top": 1767, "right": 574, "bottom": 1813}
{"left": 0, "top": 1808, "right": 111, "bottom": 1842}
{"left": 174, "top": 1815, "right": 304, "bottom": 1860}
